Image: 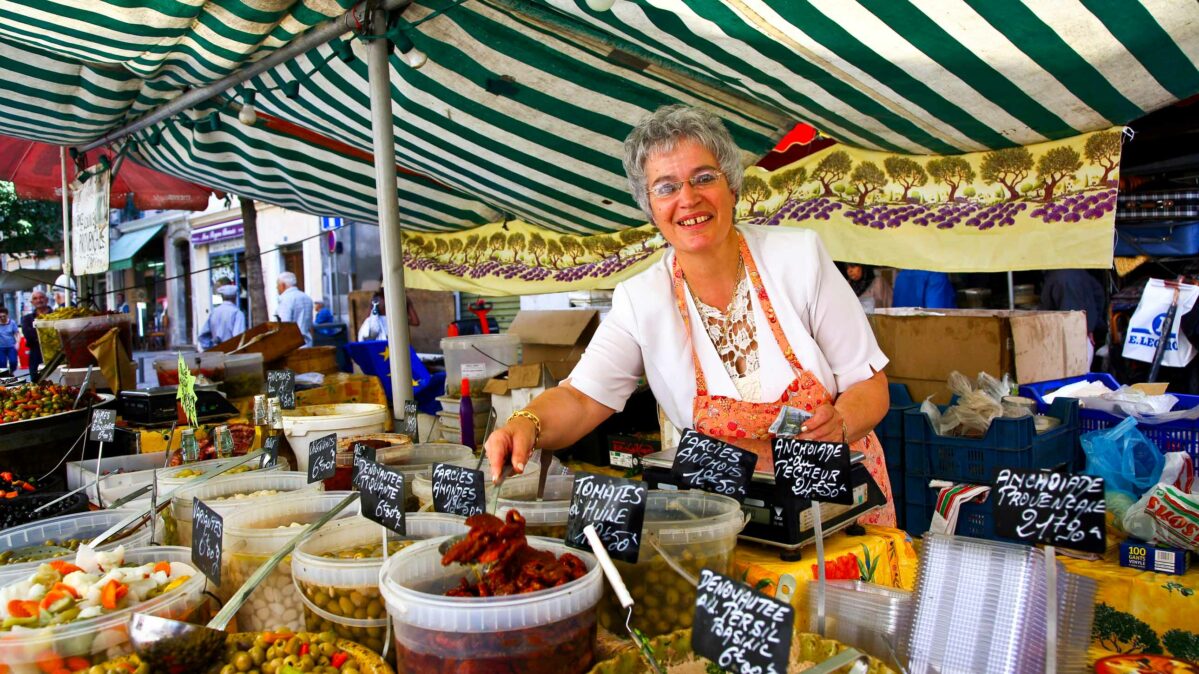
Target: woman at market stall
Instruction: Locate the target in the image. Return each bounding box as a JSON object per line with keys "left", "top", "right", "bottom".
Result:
{"left": 485, "top": 104, "right": 895, "bottom": 525}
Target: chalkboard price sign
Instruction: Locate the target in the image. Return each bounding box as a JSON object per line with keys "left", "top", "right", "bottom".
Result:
{"left": 431, "top": 462, "right": 486, "bottom": 517}
{"left": 191, "top": 498, "right": 224, "bottom": 586}
{"left": 402, "top": 400, "right": 419, "bottom": 441}
{"left": 994, "top": 469, "right": 1106, "bottom": 554}
{"left": 672, "top": 429, "right": 756, "bottom": 501}
{"left": 307, "top": 433, "right": 338, "bottom": 484}
{"left": 771, "top": 438, "right": 853, "bottom": 506}
{"left": 261, "top": 435, "right": 280, "bottom": 469}
{"left": 354, "top": 459, "right": 406, "bottom": 536}
{"left": 351, "top": 442, "right": 377, "bottom": 483}
{"left": 692, "top": 569, "right": 794, "bottom": 674}
{"left": 565, "top": 473, "right": 647, "bottom": 564}
{"left": 89, "top": 408, "right": 116, "bottom": 443}
{"left": 267, "top": 369, "right": 296, "bottom": 409}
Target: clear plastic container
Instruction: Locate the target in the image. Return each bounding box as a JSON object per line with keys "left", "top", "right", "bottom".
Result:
{"left": 66, "top": 452, "right": 167, "bottom": 508}
{"left": 813, "top": 580, "right": 912, "bottom": 664}
{"left": 325, "top": 433, "right": 416, "bottom": 492}
{"left": 440, "top": 334, "right": 519, "bottom": 396}
{"left": 410, "top": 453, "right": 548, "bottom": 511}
{"left": 154, "top": 351, "right": 227, "bottom": 385}
{"left": 380, "top": 536, "right": 601, "bottom": 672}
{"left": 34, "top": 313, "right": 135, "bottom": 368}
{"left": 0, "top": 546, "right": 210, "bottom": 672}
{"left": 496, "top": 474, "right": 575, "bottom": 538}
{"left": 595, "top": 490, "right": 745, "bottom": 638}
{"left": 291, "top": 514, "right": 468, "bottom": 654}
{"left": 367, "top": 443, "right": 474, "bottom": 511}
{"left": 282, "top": 404, "right": 389, "bottom": 475}
{"left": 221, "top": 353, "right": 265, "bottom": 398}
{"left": 168, "top": 470, "right": 320, "bottom": 547}
{"left": 436, "top": 410, "right": 489, "bottom": 445}
{"left": 156, "top": 454, "right": 288, "bottom": 493}
{"left": 222, "top": 491, "right": 361, "bottom": 632}
{"left": 0, "top": 509, "right": 154, "bottom": 585}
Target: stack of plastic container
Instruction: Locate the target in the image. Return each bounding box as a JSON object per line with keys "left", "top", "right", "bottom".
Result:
{"left": 906, "top": 533, "right": 1097, "bottom": 673}
{"left": 810, "top": 580, "right": 911, "bottom": 666}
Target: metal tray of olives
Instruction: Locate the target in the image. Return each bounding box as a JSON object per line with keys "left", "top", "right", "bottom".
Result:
{"left": 0, "top": 394, "right": 117, "bottom": 472}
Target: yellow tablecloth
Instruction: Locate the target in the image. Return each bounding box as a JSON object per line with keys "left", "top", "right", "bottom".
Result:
{"left": 734, "top": 526, "right": 919, "bottom": 631}
{"left": 134, "top": 374, "right": 392, "bottom": 453}
{"left": 1060, "top": 551, "right": 1199, "bottom": 662}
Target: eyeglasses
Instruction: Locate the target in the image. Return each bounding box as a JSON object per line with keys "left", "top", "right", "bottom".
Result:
{"left": 648, "top": 170, "right": 725, "bottom": 199}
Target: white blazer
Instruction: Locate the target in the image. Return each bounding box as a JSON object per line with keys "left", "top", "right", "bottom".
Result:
{"left": 569, "top": 225, "right": 889, "bottom": 434}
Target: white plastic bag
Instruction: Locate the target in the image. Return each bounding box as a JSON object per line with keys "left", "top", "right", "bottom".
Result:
{"left": 1123, "top": 278, "right": 1199, "bottom": 368}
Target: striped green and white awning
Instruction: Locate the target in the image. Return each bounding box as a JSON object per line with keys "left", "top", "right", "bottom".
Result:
{"left": 0, "top": 0, "right": 1196, "bottom": 234}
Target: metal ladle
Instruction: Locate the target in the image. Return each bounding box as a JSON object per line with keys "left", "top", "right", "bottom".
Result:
{"left": 129, "top": 491, "right": 361, "bottom": 671}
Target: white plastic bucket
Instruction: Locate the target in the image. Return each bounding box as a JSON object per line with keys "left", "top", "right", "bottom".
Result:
{"left": 282, "top": 404, "right": 389, "bottom": 474}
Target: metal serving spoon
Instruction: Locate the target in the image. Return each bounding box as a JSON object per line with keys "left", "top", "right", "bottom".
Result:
{"left": 129, "top": 491, "right": 361, "bottom": 671}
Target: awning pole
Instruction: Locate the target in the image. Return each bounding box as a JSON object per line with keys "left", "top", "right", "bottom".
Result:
{"left": 59, "top": 148, "right": 72, "bottom": 298}
{"left": 1007, "top": 271, "right": 1015, "bottom": 310}
{"left": 367, "top": 10, "right": 413, "bottom": 424}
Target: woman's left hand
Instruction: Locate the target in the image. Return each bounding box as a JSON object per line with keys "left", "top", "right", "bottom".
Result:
{"left": 797, "top": 404, "right": 848, "bottom": 443}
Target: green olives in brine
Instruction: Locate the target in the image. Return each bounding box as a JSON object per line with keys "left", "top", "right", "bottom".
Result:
{"left": 596, "top": 543, "right": 733, "bottom": 638}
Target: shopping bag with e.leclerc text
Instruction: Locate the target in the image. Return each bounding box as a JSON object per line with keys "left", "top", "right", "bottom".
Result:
{"left": 1123, "top": 278, "right": 1198, "bottom": 368}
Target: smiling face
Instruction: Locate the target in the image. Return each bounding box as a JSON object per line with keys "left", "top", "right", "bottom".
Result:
{"left": 644, "top": 138, "right": 737, "bottom": 258}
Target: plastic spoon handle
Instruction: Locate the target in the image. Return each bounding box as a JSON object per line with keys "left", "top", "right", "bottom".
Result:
{"left": 209, "top": 491, "right": 360, "bottom": 630}
{"left": 583, "top": 524, "right": 633, "bottom": 610}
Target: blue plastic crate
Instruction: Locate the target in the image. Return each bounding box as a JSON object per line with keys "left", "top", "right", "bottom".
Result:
{"left": 874, "top": 382, "right": 918, "bottom": 529}
{"left": 902, "top": 398, "right": 1079, "bottom": 485}
{"left": 1115, "top": 221, "right": 1199, "bottom": 257}
{"left": 1020, "top": 373, "right": 1199, "bottom": 475}
{"left": 904, "top": 483, "right": 1006, "bottom": 541}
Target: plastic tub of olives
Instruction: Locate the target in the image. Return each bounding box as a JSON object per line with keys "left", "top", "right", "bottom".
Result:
{"left": 167, "top": 470, "right": 322, "bottom": 547}
{"left": 0, "top": 509, "right": 153, "bottom": 586}
{"left": 222, "top": 491, "right": 362, "bottom": 632}
{"left": 290, "top": 513, "right": 468, "bottom": 654}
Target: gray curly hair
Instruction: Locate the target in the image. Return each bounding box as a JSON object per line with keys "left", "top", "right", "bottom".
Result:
{"left": 623, "top": 105, "right": 744, "bottom": 222}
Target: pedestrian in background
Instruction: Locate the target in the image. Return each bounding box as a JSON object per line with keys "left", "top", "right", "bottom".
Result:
{"left": 0, "top": 307, "right": 20, "bottom": 371}
{"left": 275, "top": 271, "right": 314, "bottom": 346}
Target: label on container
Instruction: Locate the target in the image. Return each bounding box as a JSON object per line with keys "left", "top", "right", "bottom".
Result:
{"left": 673, "top": 429, "right": 756, "bottom": 502}
{"left": 307, "top": 433, "right": 337, "bottom": 484}
{"left": 565, "top": 472, "right": 647, "bottom": 564}
{"left": 431, "top": 462, "right": 486, "bottom": 518}
{"left": 89, "top": 408, "right": 116, "bottom": 443}
{"left": 692, "top": 569, "right": 794, "bottom": 674}
{"left": 994, "top": 469, "right": 1106, "bottom": 554}
{"left": 351, "top": 442, "right": 377, "bottom": 483}
{"left": 771, "top": 438, "right": 853, "bottom": 506}
{"left": 461, "top": 363, "right": 487, "bottom": 379}
{"left": 191, "top": 498, "right": 223, "bottom": 586}
{"left": 261, "top": 435, "right": 280, "bottom": 469}
{"left": 354, "top": 458, "right": 406, "bottom": 536}
{"left": 266, "top": 369, "right": 296, "bottom": 409}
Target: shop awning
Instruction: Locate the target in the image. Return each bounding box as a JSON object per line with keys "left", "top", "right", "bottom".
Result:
{"left": 109, "top": 224, "right": 164, "bottom": 272}
{"left": 0, "top": 1, "right": 1194, "bottom": 236}
{"left": 0, "top": 269, "right": 61, "bottom": 293}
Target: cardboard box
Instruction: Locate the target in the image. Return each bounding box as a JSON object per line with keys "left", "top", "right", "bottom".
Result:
{"left": 1120, "top": 539, "right": 1190, "bottom": 575}
{"left": 483, "top": 362, "right": 574, "bottom": 423}
{"left": 208, "top": 321, "right": 305, "bottom": 364}
{"left": 506, "top": 309, "right": 599, "bottom": 367}
{"left": 869, "top": 308, "right": 1089, "bottom": 404}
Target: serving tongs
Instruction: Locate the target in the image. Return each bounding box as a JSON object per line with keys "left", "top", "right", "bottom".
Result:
{"left": 583, "top": 524, "right": 664, "bottom": 674}
{"left": 129, "top": 491, "right": 361, "bottom": 671}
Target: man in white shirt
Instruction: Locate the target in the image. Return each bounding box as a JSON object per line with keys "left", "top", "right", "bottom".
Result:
{"left": 198, "top": 284, "right": 247, "bottom": 349}
{"left": 275, "top": 271, "right": 314, "bottom": 346}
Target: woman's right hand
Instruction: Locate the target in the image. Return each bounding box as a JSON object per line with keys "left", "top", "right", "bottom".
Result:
{"left": 484, "top": 415, "right": 538, "bottom": 483}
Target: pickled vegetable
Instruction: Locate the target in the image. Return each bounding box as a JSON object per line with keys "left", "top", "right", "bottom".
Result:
{"left": 596, "top": 546, "right": 733, "bottom": 638}
{"left": 90, "top": 630, "right": 373, "bottom": 674}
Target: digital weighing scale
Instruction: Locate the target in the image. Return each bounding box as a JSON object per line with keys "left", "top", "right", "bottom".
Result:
{"left": 641, "top": 447, "right": 885, "bottom": 560}
{"left": 119, "top": 386, "right": 240, "bottom": 427}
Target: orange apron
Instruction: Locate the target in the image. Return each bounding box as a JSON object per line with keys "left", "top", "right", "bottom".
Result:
{"left": 672, "top": 233, "right": 896, "bottom": 526}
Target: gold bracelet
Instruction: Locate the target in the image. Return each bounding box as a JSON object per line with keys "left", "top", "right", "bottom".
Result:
{"left": 508, "top": 409, "right": 542, "bottom": 446}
